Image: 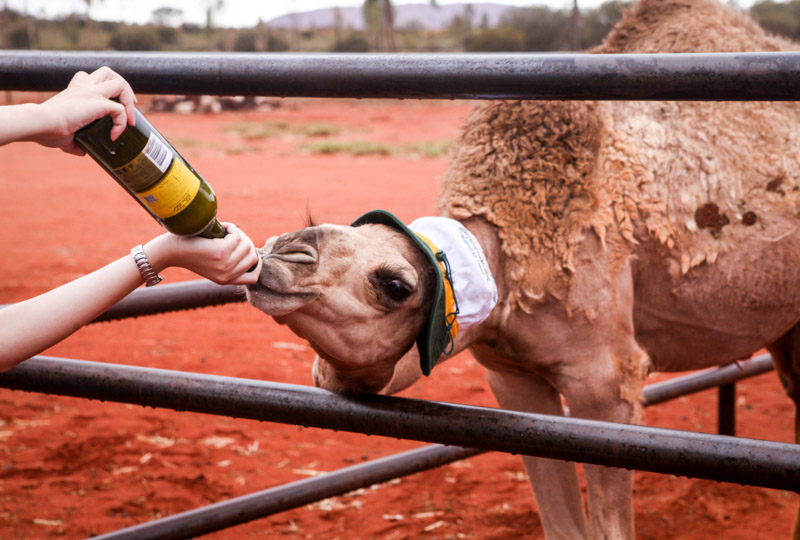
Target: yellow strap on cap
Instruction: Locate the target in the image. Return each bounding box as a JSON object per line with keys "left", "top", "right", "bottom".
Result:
{"left": 415, "top": 232, "right": 459, "bottom": 339}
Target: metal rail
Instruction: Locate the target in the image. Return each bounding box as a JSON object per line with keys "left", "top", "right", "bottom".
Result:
{"left": 84, "top": 354, "right": 777, "bottom": 540}
{"left": 93, "top": 280, "right": 244, "bottom": 322}
{"left": 2, "top": 51, "right": 800, "bottom": 100}
{"left": 0, "top": 356, "right": 796, "bottom": 493}
{"left": 642, "top": 355, "right": 774, "bottom": 406}
{"left": 90, "top": 444, "right": 481, "bottom": 540}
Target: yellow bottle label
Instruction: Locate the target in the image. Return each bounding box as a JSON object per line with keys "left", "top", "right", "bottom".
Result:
{"left": 112, "top": 133, "right": 173, "bottom": 192}
{"left": 135, "top": 158, "right": 201, "bottom": 219}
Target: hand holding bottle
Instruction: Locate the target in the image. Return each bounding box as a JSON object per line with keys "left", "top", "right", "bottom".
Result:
{"left": 0, "top": 66, "right": 137, "bottom": 155}
{"left": 144, "top": 223, "right": 263, "bottom": 286}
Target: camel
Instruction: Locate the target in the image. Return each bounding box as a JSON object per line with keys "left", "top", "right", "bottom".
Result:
{"left": 247, "top": 0, "right": 800, "bottom": 537}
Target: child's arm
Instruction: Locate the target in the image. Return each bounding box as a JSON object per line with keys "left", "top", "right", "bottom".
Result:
{"left": 0, "top": 66, "right": 137, "bottom": 154}
{"left": 0, "top": 223, "right": 262, "bottom": 371}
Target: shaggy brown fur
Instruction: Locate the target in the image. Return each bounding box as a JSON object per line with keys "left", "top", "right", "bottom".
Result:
{"left": 440, "top": 0, "right": 800, "bottom": 311}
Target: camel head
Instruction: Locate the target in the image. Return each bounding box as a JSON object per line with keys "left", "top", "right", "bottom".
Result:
{"left": 246, "top": 210, "right": 497, "bottom": 393}
{"left": 246, "top": 211, "right": 441, "bottom": 393}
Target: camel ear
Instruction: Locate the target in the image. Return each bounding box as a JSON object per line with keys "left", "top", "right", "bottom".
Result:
{"left": 380, "top": 346, "right": 423, "bottom": 395}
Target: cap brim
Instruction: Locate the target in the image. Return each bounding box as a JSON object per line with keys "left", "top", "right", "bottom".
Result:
{"left": 351, "top": 210, "right": 448, "bottom": 376}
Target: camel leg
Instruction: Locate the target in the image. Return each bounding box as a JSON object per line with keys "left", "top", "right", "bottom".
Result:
{"left": 553, "top": 343, "right": 647, "bottom": 540}
{"left": 766, "top": 322, "right": 800, "bottom": 540}
{"left": 484, "top": 366, "right": 590, "bottom": 540}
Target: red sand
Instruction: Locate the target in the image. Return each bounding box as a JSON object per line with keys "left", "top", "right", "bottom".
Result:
{"left": 0, "top": 98, "right": 796, "bottom": 539}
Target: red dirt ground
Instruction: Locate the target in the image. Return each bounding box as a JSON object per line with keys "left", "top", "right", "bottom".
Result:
{"left": 0, "top": 97, "right": 796, "bottom": 539}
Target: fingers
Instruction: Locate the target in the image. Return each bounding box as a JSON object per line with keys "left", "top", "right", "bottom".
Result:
{"left": 60, "top": 142, "right": 87, "bottom": 157}
{"left": 86, "top": 66, "right": 125, "bottom": 85}
{"left": 68, "top": 70, "right": 89, "bottom": 87}
{"left": 96, "top": 94, "right": 128, "bottom": 140}
{"left": 220, "top": 223, "right": 262, "bottom": 285}
{"left": 77, "top": 67, "right": 138, "bottom": 136}
{"left": 94, "top": 72, "right": 137, "bottom": 123}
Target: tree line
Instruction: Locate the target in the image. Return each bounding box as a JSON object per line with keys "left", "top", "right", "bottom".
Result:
{"left": 1, "top": 1, "right": 798, "bottom": 53}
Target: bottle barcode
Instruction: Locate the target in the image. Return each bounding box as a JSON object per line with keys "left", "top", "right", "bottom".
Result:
{"left": 144, "top": 134, "right": 172, "bottom": 173}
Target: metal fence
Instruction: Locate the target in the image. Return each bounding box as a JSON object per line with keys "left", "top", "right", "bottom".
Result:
{"left": 1, "top": 52, "right": 798, "bottom": 539}
{"left": 3, "top": 50, "right": 800, "bottom": 100}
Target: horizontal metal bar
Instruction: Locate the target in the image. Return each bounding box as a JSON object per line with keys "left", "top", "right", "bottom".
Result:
{"left": 642, "top": 354, "right": 774, "bottom": 406}
{"left": 90, "top": 444, "right": 480, "bottom": 540}
{"left": 2, "top": 51, "right": 800, "bottom": 100}
{"left": 92, "top": 280, "right": 245, "bottom": 323}
{"left": 87, "top": 354, "right": 776, "bottom": 540}
{"left": 1, "top": 357, "right": 797, "bottom": 492}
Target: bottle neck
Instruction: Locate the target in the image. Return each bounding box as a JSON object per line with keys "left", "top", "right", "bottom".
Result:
{"left": 198, "top": 219, "right": 226, "bottom": 239}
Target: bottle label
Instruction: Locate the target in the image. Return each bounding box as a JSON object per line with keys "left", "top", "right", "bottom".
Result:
{"left": 135, "top": 158, "right": 201, "bottom": 219}
{"left": 111, "top": 133, "right": 174, "bottom": 191}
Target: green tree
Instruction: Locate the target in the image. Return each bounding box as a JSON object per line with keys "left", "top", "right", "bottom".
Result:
{"left": 205, "top": 0, "right": 224, "bottom": 33}
{"left": 109, "top": 25, "right": 160, "bottom": 50}
{"left": 84, "top": 0, "right": 103, "bottom": 49}
{"left": 363, "top": 0, "right": 438, "bottom": 51}
{"left": 449, "top": 4, "right": 474, "bottom": 44}
{"left": 507, "top": 7, "right": 572, "bottom": 51}
{"left": 333, "top": 6, "right": 343, "bottom": 49}
{"left": 580, "top": 1, "right": 624, "bottom": 48}
{"left": 363, "top": 0, "right": 383, "bottom": 50}
{"left": 0, "top": 1, "right": 10, "bottom": 49}
{"left": 331, "top": 32, "right": 370, "bottom": 52}
{"left": 751, "top": 0, "right": 800, "bottom": 40}
{"left": 464, "top": 27, "right": 525, "bottom": 51}
{"left": 152, "top": 7, "right": 183, "bottom": 27}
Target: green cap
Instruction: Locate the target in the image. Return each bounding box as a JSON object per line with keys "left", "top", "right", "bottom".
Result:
{"left": 351, "top": 209, "right": 451, "bottom": 376}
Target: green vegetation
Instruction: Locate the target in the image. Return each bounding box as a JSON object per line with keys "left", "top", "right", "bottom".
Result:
{"left": 304, "top": 140, "right": 395, "bottom": 156}
{"left": 163, "top": 135, "right": 209, "bottom": 149}
{"left": 303, "top": 139, "right": 454, "bottom": 158}
{"left": 224, "top": 119, "right": 451, "bottom": 157}
{"left": 224, "top": 145, "right": 262, "bottom": 155}
{"left": 224, "top": 121, "right": 342, "bottom": 140}
{"left": 405, "top": 140, "right": 455, "bottom": 158}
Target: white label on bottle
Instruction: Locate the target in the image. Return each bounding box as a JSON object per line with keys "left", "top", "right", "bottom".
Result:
{"left": 143, "top": 133, "right": 173, "bottom": 173}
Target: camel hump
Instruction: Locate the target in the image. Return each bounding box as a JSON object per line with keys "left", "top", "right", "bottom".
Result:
{"left": 594, "top": 0, "right": 798, "bottom": 54}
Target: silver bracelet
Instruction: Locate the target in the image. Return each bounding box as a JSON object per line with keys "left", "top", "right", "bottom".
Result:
{"left": 131, "top": 244, "right": 164, "bottom": 287}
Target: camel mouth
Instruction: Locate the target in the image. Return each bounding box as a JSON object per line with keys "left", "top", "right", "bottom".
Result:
{"left": 245, "top": 234, "right": 321, "bottom": 317}
{"left": 245, "top": 283, "right": 319, "bottom": 317}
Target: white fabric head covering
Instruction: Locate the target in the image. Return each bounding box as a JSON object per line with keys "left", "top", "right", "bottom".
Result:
{"left": 409, "top": 216, "right": 498, "bottom": 332}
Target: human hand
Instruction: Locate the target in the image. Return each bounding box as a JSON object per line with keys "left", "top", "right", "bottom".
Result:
{"left": 145, "top": 223, "right": 263, "bottom": 286}
{"left": 31, "top": 66, "right": 137, "bottom": 156}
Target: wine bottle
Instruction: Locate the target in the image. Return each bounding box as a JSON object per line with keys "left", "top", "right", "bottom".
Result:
{"left": 74, "top": 109, "right": 225, "bottom": 239}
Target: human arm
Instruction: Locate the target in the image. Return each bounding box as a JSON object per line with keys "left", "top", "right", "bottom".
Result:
{"left": 0, "top": 223, "right": 262, "bottom": 371}
{"left": 0, "top": 66, "right": 137, "bottom": 155}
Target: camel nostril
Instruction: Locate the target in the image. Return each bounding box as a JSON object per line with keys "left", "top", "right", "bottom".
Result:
{"left": 273, "top": 250, "right": 317, "bottom": 264}
{"left": 270, "top": 243, "right": 318, "bottom": 264}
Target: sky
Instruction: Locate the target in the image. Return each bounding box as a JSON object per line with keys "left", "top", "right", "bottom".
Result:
{"left": 5, "top": 0, "right": 682, "bottom": 28}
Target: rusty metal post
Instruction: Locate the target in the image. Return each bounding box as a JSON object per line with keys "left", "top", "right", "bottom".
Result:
{"left": 718, "top": 383, "right": 737, "bottom": 436}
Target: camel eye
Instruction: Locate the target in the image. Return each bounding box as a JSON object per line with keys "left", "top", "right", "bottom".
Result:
{"left": 371, "top": 266, "right": 414, "bottom": 305}
{"left": 383, "top": 279, "right": 412, "bottom": 302}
